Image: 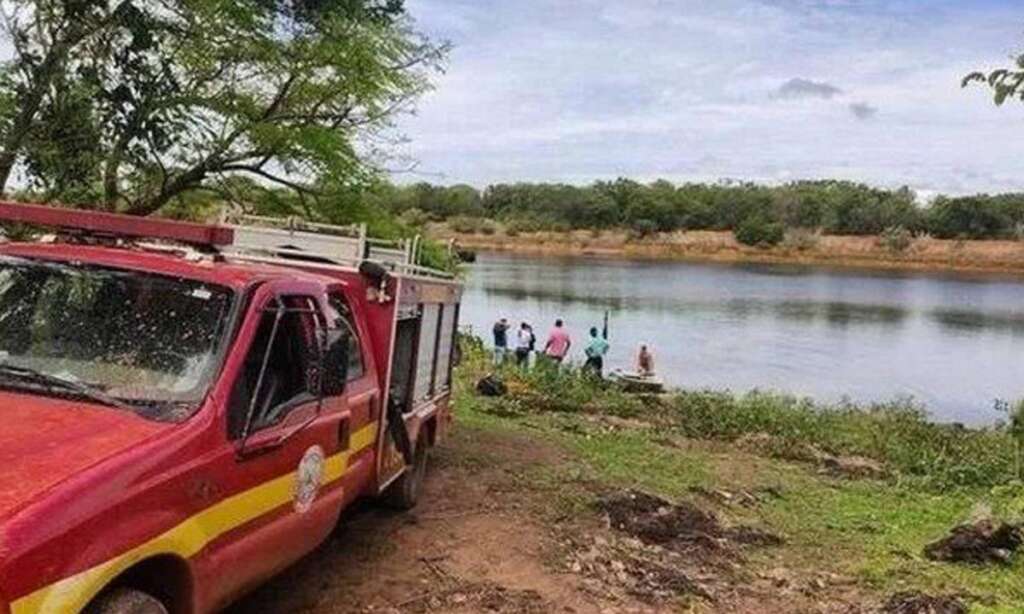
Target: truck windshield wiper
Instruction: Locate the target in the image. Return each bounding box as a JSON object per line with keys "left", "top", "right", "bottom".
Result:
{"left": 0, "top": 363, "right": 134, "bottom": 412}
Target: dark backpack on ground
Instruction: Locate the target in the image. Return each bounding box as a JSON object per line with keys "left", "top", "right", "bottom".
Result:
{"left": 476, "top": 374, "right": 507, "bottom": 397}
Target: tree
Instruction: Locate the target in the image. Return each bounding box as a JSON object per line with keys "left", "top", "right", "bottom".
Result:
{"left": 0, "top": 0, "right": 447, "bottom": 217}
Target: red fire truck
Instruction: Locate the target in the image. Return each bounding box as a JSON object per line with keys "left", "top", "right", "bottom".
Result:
{"left": 0, "top": 203, "right": 462, "bottom": 614}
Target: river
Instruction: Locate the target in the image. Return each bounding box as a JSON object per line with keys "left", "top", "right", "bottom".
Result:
{"left": 460, "top": 251, "right": 1024, "bottom": 425}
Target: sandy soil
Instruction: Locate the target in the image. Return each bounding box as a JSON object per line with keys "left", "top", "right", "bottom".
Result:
{"left": 437, "top": 228, "right": 1024, "bottom": 276}
{"left": 226, "top": 424, "right": 878, "bottom": 614}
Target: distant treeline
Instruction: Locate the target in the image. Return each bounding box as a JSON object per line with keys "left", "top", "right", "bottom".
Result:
{"left": 370, "top": 179, "right": 1024, "bottom": 245}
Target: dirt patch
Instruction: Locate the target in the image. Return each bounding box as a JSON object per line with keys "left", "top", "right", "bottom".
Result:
{"left": 398, "top": 560, "right": 549, "bottom": 614}
{"left": 565, "top": 533, "right": 711, "bottom": 605}
{"left": 227, "top": 426, "right": 651, "bottom": 614}
{"left": 596, "top": 489, "right": 783, "bottom": 559}
{"left": 924, "top": 519, "right": 1024, "bottom": 565}
{"left": 879, "top": 591, "right": 967, "bottom": 614}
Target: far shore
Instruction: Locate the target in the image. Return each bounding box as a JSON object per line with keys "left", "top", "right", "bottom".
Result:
{"left": 432, "top": 227, "right": 1024, "bottom": 276}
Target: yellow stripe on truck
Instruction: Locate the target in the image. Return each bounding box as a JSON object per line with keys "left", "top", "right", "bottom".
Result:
{"left": 11, "top": 423, "right": 378, "bottom": 614}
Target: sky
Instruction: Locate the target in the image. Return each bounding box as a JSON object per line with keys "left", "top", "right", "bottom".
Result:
{"left": 395, "top": 0, "right": 1024, "bottom": 196}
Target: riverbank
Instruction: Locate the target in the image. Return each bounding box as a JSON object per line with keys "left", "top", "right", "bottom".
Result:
{"left": 234, "top": 342, "right": 1024, "bottom": 613}
{"left": 432, "top": 225, "right": 1024, "bottom": 275}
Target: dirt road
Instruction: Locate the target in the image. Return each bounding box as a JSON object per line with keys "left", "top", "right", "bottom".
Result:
{"left": 229, "top": 426, "right": 646, "bottom": 613}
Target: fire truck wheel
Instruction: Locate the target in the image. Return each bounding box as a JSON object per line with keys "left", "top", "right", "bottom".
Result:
{"left": 86, "top": 588, "right": 169, "bottom": 614}
{"left": 386, "top": 436, "right": 429, "bottom": 510}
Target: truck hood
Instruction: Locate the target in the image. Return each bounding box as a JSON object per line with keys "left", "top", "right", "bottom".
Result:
{"left": 0, "top": 391, "right": 165, "bottom": 520}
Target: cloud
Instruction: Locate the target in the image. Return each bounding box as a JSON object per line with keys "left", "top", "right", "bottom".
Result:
{"left": 775, "top": 78, "right": 843, "bottom": 100}
{"left": 849, "top": 102, "right": 878, "bottom": 120}
{"left": 399, "top": 0, "right": 1024, "bottom": 195}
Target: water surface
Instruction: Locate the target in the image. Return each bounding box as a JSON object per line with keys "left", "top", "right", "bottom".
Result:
{"left": 461, "top": 252, "right": 1024, "bottom": 424}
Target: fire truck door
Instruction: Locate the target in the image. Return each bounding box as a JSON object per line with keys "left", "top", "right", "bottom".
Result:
{"left": 195, "top": 284, "right": 342, "bottom": 609}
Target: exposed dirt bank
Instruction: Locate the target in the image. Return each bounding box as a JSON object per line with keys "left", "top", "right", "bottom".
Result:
{"left": 436, "top": 228, "right": 1024, "bottom": 276}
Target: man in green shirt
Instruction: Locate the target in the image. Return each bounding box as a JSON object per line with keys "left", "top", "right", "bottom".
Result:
{"left": 583, "top": 326, "right": 610, "bottom": 377}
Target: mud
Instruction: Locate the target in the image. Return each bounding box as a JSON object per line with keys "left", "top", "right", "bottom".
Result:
{"left": 924, "top": 519, "right": 1023, "bottom": 565}
{"left": 879, "top": 591, "right": 967, "bottom": 614}
{"left": 596, "top": 489, "right": 783, "bottom": 558}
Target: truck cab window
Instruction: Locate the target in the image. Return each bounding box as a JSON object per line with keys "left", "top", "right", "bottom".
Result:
{"left": 229, "top": 296, "right": 320, "bottom": 438}
{"left": 327, "top": 292, "right": 364, "bottom": 382}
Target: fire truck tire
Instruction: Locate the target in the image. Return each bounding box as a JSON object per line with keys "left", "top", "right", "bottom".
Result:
{"left": 86, "top": 588, "right": 169, "bottom": 614}
{"left": 385, "top": 436, "right": 429, "bottom": 510}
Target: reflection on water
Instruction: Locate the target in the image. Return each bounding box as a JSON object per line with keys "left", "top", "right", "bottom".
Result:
{"left": 462, "top": 252, "right": 1024, "bottom": 424}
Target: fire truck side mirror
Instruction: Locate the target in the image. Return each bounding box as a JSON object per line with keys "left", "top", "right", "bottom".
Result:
{"left": 321, "top": 328, "right": 350, "bottom": 397}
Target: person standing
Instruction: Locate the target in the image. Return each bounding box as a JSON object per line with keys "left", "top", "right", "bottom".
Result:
{"left": 515, "top": 322, "right": 534, "bottom": 367}
{"left": 583, "top": 326, "right": 610, "bottom": 377}
{"left": 636, "top": 344, "right": 656, "bottom": 377}
{"left": 492, "top": 318, "right": 510, "bottom": 365}
{"left": 543, "top": 319, "right": 572, "bottom": 364}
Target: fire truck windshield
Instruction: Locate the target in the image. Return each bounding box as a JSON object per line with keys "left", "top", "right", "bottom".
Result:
{"left": 0, "top": 256, "right": 235, "bottom": 420}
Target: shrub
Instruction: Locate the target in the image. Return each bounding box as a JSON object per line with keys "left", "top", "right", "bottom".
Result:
{"left": 400, "top": 207, "right": 429, "bottom": 228}
{"left": 448, "top": 215, "right": 495, "bottom": 235}
{"left": 629, "top": 218, "right": 658, "bottom": 239}
{"left": 879, "top": 226, "right": 913, "bottom": 253}
{"left": 735, "top": 217, "right": 785, "bottom": 247}
{"left": 505, "top": 217, "right": 545, "bottom": 234}
{"left": 782, "top": 228, "right": 819, "bottom": 251}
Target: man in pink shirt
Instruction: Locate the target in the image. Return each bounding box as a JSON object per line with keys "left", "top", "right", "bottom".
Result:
{"left": 544, "top": 319, "right": 572, "bottom": 363}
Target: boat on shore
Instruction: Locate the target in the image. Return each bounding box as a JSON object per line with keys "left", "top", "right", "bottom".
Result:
{"left": 610, "top": 370, "right": 665, "bottom": 394}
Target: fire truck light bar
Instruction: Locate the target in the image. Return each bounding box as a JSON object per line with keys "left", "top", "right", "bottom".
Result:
{"left": 0, "top": 201, "right": 235, "bottom": 247}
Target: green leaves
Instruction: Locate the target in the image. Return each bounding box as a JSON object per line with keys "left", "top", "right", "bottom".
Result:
{"left": 964, "top": 56, "right": 1024, "bottom": 107}
{"left": 0, "top": 0, "right": 445, "bottom": 219}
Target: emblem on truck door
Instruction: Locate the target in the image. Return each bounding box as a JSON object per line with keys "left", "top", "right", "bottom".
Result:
{"left": 294, "top": 445, "right": 326, "bottom": 513}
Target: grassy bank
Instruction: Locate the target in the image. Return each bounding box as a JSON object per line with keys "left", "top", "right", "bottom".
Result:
{"left": 466, "top": 340, "right": 1015, "bottom": 490}
{"left": 453, "top": 341, "right": 1024, "bottom": 611}
{"left": 438, "top": 226, "right": 1024, "bottom": 275}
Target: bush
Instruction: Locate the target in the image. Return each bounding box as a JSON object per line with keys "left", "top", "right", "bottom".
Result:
{"left": 448, "top": 215, "right": 495, "bottom": 235}
{"left": 782, "top": 228, "right": 819, "bottom": 251}
{"left": 879, "top": 226, "right": 913, "bottom": 253}
{"left": 735, "top": 217, "right": 785, "bottom": 247}
{"left": 926, "top": 196, "right": 1009, "bottom": 239}
{"left": 505, "top": 216, "right": 545, "bottom": 234}
{"left": 629, "top": 218, "right": 659, "bottom": 239}
{"left": 400, "top": 207, "right": 429, "bottom": 228}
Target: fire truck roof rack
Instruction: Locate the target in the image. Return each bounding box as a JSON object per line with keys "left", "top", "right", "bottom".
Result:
{"left": 0, "top": 201, "right": 453, "bottom": 280}
{"left": 220, "top": 213, "right": 452, "bottom": 279}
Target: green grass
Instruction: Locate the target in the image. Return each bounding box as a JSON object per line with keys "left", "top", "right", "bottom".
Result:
{"left": 452, "top": 341, "right": 1024, "bottom": 611}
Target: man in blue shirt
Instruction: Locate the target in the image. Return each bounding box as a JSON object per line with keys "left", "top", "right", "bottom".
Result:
{"left": 583, "top": 326, "right": 610, "bottom": 376}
